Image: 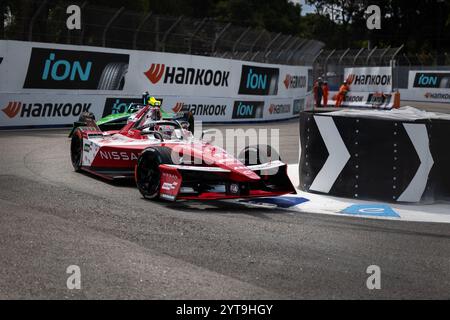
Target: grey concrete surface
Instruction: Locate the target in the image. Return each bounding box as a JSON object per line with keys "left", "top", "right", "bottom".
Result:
{"left": 0, "top": 126, "right": 449, "bottom": 299}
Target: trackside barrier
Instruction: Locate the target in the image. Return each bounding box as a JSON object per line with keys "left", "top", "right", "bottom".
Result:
{"left": 0, "top": 40, "right": 313, "bottom": 128}
{"left": 298, "top": 107, "right": 450, "bottom": 203}
{"left": 328, "top": 91, "right": 400, "bottom": 109}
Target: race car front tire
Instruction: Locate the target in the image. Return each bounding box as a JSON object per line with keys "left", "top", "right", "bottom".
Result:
{"left": 135, "top": 147, "right": 173, "bottom": 200}
{"left": 238, "top": 144, "right": 281, "bottom": 166}
{"left": 70, "top": 129, "right": 83, "bottom": 172}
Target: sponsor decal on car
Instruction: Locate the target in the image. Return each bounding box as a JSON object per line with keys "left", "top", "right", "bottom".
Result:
{"left": 238, "top": 65, "right": 279, "bottom": 95}
{"left": 229, "top": 183, "right": 240, "bottom": 194}
{"left": 162, "top": 181, "right": 179, "bottom": 191}
{"left": 1, "top": 101, "right": 91, "bottom": 119}
{"left": 160, "top": 172, "right": 181, "bottom": 201}
{"left": 83, "top": 143, "right": 92, "bottom": 153}
{"left": 232, "top": 101, "right": 264, "bottom": 119}
{"left": 99, "top": 150, "right": 139, "bottom": 161}
{"left": 172, "top": 102, "right": 227, "bottom": 116}
{"left": 144, "top": 63, "right": 230, "bottom": 87}
{"left": 23, "top": 48, "right": 129, "bottom": 90}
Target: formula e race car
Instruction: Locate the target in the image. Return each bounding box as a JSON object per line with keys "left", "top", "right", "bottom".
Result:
{"left": 68, "top": 102, "right": 194, "bottom": 137}
{"left": 70, "top": 105, "right": 296, "bottom": 201}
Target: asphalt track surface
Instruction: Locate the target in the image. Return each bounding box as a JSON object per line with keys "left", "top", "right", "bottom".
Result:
{"left": 0, "top": 117, "right": 450, "bottom": 299}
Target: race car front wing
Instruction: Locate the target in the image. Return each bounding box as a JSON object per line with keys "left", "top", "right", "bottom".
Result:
{"left": 158, "top": 161, "right": 296, "bottom": 201}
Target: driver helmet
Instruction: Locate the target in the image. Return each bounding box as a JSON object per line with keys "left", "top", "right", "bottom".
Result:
{"left": 148, "top": 96, "right": 161, "bottom": 107}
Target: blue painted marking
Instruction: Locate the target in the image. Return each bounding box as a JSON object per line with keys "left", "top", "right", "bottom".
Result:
{"left": 240, "top": 196, "right": 309, "bottom": 208}
{"left": 341, "top": 204, "right": 400, "bottom": 218}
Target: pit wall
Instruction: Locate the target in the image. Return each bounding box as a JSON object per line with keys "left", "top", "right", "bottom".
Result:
{"left": 0, "top": 40, "right": 312, "bottom": 128}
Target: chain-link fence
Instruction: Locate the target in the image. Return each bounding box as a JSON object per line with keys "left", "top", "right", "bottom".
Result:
{"left": 1, "top": 0, "right": 324, "bottom": 66}
{"left": 312, "top": 46, "right": 450, "bottom": 90}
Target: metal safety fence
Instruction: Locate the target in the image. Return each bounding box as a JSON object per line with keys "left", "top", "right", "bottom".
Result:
{"left": 1, "top": 0, "right": 324, "bottom": 66}
{"left": 312, "top": 46, "right": 450, "bottom": 91}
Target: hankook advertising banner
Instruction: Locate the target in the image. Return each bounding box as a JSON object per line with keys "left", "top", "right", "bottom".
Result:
{"left": 0, "top": 40, "right": 311, "bottom": 127}
{"left": 344, "top": 66, "right": 393, "bottom": 92}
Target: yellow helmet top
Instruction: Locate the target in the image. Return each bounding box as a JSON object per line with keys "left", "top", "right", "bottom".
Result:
{"left": 148, "top": 96, "right": 161, "bottom": 107}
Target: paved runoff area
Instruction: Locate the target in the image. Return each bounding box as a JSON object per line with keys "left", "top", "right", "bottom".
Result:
{"left": 0, "top": 106, "right": 449, "bottom": 299}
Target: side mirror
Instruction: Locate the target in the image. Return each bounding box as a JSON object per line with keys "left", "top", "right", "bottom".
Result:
{"left": 201, "top": 129, "right": 216, "bottom": 140}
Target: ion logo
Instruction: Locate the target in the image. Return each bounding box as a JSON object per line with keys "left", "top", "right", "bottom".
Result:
{"left": 144, "top": 64, "right": 229, "bottom": 87}
{"left": 1, "top": 101, "right": 91, "bottom": 119}
{"left": 232, "top": 101, "right": 264, "bottom": 119}
{"left": 414, "top": 73, "right": 450, "bottom": 89}
{"left": 24, "top": 48, "right": 129, "bottom": 90}
{"left": 238, "top": 65, "right": 279, "bottom": 95}
{"left": 2, "top": 101, "right": 22, "bottom": 118}
{"left": 102, "top": 97, "right": 144, "bottom": 117}
{"left": 283, "top": 74, "right": 306, "bottom": 89}
{"left": 42, "top": 53, "right": 91, "bottom": 81}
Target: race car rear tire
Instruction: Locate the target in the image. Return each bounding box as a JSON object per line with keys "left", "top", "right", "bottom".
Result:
{"left": 70, "top": 129, "right": 83, "bottom": 172}
{"left": 135, "top": 147, "right": 173, "bottom": 200}
{"left": 238, "top": 145, "right": 281, "bottom": 166}
{"left": 78, "top": 111, "right": 95, "bottom": 123}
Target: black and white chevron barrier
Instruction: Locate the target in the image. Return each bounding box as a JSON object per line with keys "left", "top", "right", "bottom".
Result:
{"left": 298, "top": 107, "right": 450, "bottom": 203}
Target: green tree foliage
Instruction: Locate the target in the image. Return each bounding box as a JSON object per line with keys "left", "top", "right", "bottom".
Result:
{"left": 306, "top": 0, "right": 450, "bottom": 55}
{"left": 2, "top": 0, "right": 449, "bottom": 57}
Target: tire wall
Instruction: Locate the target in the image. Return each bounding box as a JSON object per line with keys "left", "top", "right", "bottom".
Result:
{"left": 0, "top": 40, "right": 313, "bottom": 128}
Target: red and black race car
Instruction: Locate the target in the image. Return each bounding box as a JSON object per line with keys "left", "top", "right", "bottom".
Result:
{"left": 70, "top": 105, "right": 296, "bottom": 201}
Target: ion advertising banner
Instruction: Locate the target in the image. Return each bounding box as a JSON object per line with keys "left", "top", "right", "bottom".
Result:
{"left": 0, "top": 40, "right": 311, "bottom": 127}
{"left": 401, "top": 70, "right": 450, "bottom": 104}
